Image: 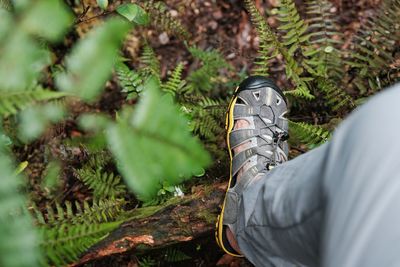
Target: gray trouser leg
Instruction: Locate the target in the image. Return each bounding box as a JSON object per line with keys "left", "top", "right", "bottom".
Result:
{"left": 235, "top": 84, "right": 400, "bottom": 267}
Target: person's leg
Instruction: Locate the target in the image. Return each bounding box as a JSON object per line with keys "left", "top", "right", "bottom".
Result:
{"left": 236, "top": 142, "right": 327, "bottom": 267}
{"left": 321, "top": 85, "right": 400, "bottom": 267}
{"left": 233, "top": 83, "right": 400, "bottom": 267}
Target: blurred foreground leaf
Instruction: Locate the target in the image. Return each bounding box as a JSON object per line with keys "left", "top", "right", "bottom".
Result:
{"left": 18, "top": 103, "right": 66, "bottom": 142}
{"left": 107, "top": 77, "right": 210, "bottom": 201}
{"left": 21, "top": 0, "right": 73, "bottom": 41}
{"left": 0, "top": 146, "right": 41, "bottom": 267}
{"left": 56, "top": 18, "right": 130, "bottom": 101}
{"left": 0, "top": 31, "right": 50, "bottom": 91}
{"left": 0, "top": 88, "right": 68, "bottom": 117}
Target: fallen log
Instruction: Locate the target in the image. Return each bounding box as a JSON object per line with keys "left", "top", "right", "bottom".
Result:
{"left": 73, "top": 182, "right": 227, "bottom": 266}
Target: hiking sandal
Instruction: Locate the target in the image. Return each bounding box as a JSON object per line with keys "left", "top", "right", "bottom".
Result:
{"left": 215, "top": 76, "right": 289, "bottom": 256}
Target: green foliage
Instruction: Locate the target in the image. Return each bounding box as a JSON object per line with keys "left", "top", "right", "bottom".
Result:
{"left": 41, "top": 161, "right": 62, "bottom": 193}
{"left": 162, "top": 62, "right": 185, "bottom": 96}
{"left": 243, "top": 0, "right": 277, "bottom": 76}
{"left": 187, "top": 46, "right": 230, "bottom": 92}
{"left": 163, "top": 247, "right": 191, "bottom": 263}
{"left": 245, "top": 0, "right": 399, "bottom": 133}
{"left": 74, "top": 153, "right": 126, "bottom": 198}
{"left": 0, "top": 147, "right": 41, "bottom": 267}
{"left": 56, "top": 18, "right": 131, "bottom": 101}
{"left": 18, "top": 102, "right": 66, "bottom": 142}
{"left": 347, "top": 0, "right": 400, "bottom": 92}
{"left": 0, "top": 0, "right": 12, "bottom": 11}
{"left": 40, "top": 221, "right": 119, "bottom": 266}
{"left": 116, "top": 3, "right": 149, "bottom": 25}
{"left": 141, "top": 0, "right": 190, "bottom": 40}
{"left": 188, "top": 97, "right": 226, "bottom": 140}
{"left": 138, "top": 256, "right": 157, "bottom": 267}
{"left": 140, "top": 42, "right": 161, "bottom": 78}
{"left": 277, "top": 0, "right": 309, "bottom": 58}
{"left": 116, "top": 47, "right": 229, "bottom": 142}
{"left": 244, "top": 0, "right": 314, "bottom": 99}
{"left": 114, "top": 61, "right": 143, "bottom": 100}
{"left": 20, "top": 0, "right": 73, "bottom": 42}
{"left": 97, "top": 0, "right": 108, "bottom": 10}
{"left": 315, "top": 77, "right": 354, "bottom": 111}
{"left": 289, "top": 120, "right": 331, "bottom": 148}
{"left": 143, "top": 182, "right": 183, "bottom": 206}
{"left": 305, "top": 0, "right": 343, "bottom": 79}
{"left": 0, "top": 87, "right": 67, "bottom": 117}
{"left": 107, "top": 77, "right": 210, "bottom": 201}
{"left": 32, "top": 198, "right": 126, "bottom": 226}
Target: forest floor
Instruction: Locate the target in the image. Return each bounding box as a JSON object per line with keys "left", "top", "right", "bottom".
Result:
{"left": 20, "top": 0, "right": 383, "bottom": 266}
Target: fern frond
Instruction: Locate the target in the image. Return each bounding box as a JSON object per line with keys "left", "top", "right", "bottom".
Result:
{"left": 289, "top": 120, "right": 330, "bottom": 148}
{"left": 244, "top": 0, "right": 314, "bottom": 99}
{"left": 347, "top": 0, "right": 400, "bottom": 92}
{"left": 188, "top": 97, "right": 226, "bottom": 139}
{"left": 140, "top": 42, "right": 161, "bottom": 79}
{"left": 75, "top": 152, "right": 126, "bottom": 198}
{"left": 0, "top": 88, "right": 68, "bottom": 117}
{"left": 141, "top": 0, "right": 190, "bottom": 40}
{"left": 32, "top": 199, "right": 126, "bottom": 226}
{"left": 40, "top": 221, "right": 120, "bottom": 266}
{"left": 114, "top": 61, "right": 143, "bottom": 99}
{"left": 164, "top": 248, "right": 191, "bottom": 263}
{"left": 244, "top": 0, "right": 278, "bottom": 76}
{"left": 285, "top": 84, "right": 314, "bottom": 100}
{"left": 187, "top": 46, "right": 230, "bottom": 92}
{"left": 316, "top": 77, "right": 354, "bottom": 111}
{"left": 305, "top": 0, "right": 344, "bottom": 79}
{"left": 75, "top": 168, "right": 126, "bottom": 198}
{"left": 162, "top": 62, "right": 185, "bottom": 96}
{"left": 277, "top": 0, "right": 310, "bottom": 57}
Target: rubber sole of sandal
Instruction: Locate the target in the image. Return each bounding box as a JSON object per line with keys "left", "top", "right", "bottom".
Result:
{"left": 215, "top": 76, "right": 285, "bottom": 257}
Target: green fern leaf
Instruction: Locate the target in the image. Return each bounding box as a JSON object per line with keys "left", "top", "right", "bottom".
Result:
{"left": 244, "top": 0, "right": 278, "bottom": 76}
{"left": 305, "top": 0, "right": 344, "bottom": 79}
{"left": 75, "top": 153, "right": 126, "bottom": 198}
{"left": 244, "top": 0, "right": 314, "bottom": 99}
{"left": 141, "top": 0, "right": 190, "bottom": 40}
{"left": 164, "top": 248, "right": 191, "bottom": 263}
{"left": 315, "top": 77, "right": 355, "bottom": 111}
{"left": 187, "top": 46, "right": 230, "bottom": 92}
{"left": 289, "top": 120, "right": 331, "bottom": 148}
{"left": 41, "top": 221, "right": 119, "bottom": 266}
{"left": 32, "top": 199, "right": 126, "bottom": 226}
{"left": 277, "top": 0, "right": 310, "bottom": 55}
{"left": 75, "top": 168, "right": 126, "bottom": 198}
{"left": 140, "top": 42, "right": 161, "bottom": 79}
{"left": 107, "top": 77, "right": 210, "bottom": 201}
{"left": 114, "top": 61, "right": 143, "bottom": 100}
{"left": 0, "top": 88, "right": 68, "bottom": 117}
{"left": 162, "top": 62, "right": 185, "bottom": 96}
{"left": 347, "top": 0, "right": 400, "bottom": 92}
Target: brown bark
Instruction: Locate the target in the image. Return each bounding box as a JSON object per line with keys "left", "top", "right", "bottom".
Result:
{"left": 72, "top": 182, "right": 227, "bottom": 266}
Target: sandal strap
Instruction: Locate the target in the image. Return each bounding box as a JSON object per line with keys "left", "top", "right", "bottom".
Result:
{"left": 229, "top": 128, "right": 259, "bottom": 149}
{"left": 223, "top": 162, "right": 266, "bottom": 225}
{"left": 230, "top": 128, "right": 275, "bottom": 150}
{"left": 233, "top": 105, "right": 260, "bottom": 119}
{"left": 232, "top": 147, "right": 273, "bottom": 177}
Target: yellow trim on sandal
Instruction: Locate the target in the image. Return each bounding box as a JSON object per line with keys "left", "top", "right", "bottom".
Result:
{"left": 215, "top": 87, "right": 244, "bottom": 257}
